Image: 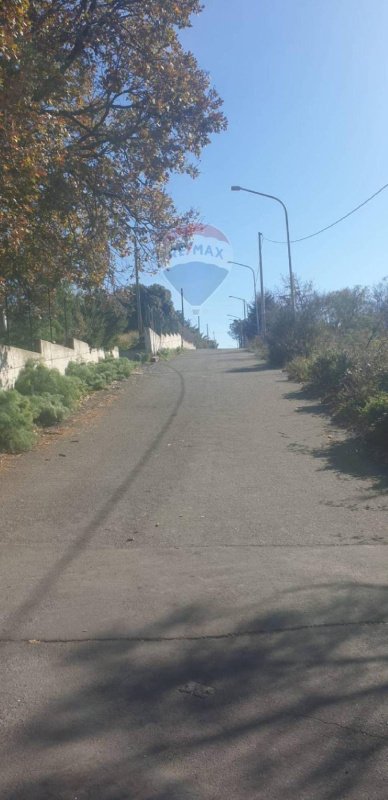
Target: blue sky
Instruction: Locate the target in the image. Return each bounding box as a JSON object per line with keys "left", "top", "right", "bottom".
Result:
{"left": 145, "top": 0, "right": 388, "bottom": 346}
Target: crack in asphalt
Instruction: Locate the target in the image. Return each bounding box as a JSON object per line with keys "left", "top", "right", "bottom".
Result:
{"left": 292, "top": 712, "right": 388, "bottom": 742}
{"left": 148, "top": 542, "right": 388, "bottom": 548}
{"left": 1, "top": 618, "right": 388, "bottom": 645}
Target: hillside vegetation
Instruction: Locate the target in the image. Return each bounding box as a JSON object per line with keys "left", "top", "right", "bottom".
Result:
{"left": 229, "top": 277, "right": 388, "bottom": 449}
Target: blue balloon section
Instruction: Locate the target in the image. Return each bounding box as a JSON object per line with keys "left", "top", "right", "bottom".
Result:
{"left": 164, "top": 261, "right": 229, "bottom": 307}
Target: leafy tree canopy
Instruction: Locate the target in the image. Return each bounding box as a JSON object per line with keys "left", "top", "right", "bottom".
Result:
{"left": 0, "top": 0, "right": 226, "bottom": 290}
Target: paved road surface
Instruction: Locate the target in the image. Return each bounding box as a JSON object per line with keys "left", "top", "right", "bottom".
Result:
{"left": 1, "top": 349, "right": 388, "bottom": 799}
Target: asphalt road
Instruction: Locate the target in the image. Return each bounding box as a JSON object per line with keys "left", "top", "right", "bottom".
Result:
{"left": 1, "top": 348, "right": 388, "bottom": 799}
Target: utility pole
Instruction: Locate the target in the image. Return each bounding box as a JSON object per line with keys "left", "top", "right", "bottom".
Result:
{"left": 180, "top": 288, "right": 185, "bottom": 325}
{"left": 134, "top": 230, "right": 143, "bottom": 337}
{"left": 258, "top": 232, "right": 266, "bottom": 338}
{"left": 180, "top": 288, "right": 184, "bottom": 348}
{"left": 47, "top": 288, "right": 53, "bottom": 342}
{"left": 206, "top": 323, "right": 209, "bottom": 339}
{"left": 197, "top": 316, "right": 200, "bottom": 334}
{"left": 4, "top": 295, "right": 10, "bottom": 346}
{"left": 63, "top": 293, "right": 68, "bottom": 345}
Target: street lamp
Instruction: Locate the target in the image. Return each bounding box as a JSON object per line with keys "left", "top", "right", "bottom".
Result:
{"left": 231, "top": 185, "right": 295, "bottom": 314}
{"left": 257, "top": 232, "right": 266, "bottom": 338}
{"left": 228, "top": 260, "right": 260, "bottom": 337}
{"left": 229, "top": 295, "right": 248, "bottom": 347}
{"left": 229, "top": 295, "right": 248, "bottom": 320}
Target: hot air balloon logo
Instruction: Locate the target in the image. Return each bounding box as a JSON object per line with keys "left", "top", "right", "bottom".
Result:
{"left": 163, "top": 224, "right": 232, "bottom": 312}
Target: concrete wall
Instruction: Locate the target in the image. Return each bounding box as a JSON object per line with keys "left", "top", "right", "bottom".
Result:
{"left": 0, "top": 345, "right": 41, "bottom": 391}
{"left": 144, "top": 327, "right": 196, "bottom": 356}
{"left": 0, "top": 338, "right": 119, "bottom": 390}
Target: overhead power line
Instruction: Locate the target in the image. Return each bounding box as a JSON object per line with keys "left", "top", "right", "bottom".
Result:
{"left": 264, "top": 180, "right": 388, "bottom": 244}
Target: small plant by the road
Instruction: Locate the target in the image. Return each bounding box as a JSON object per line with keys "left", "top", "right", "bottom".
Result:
{"left": 158, "top": 348, "right": 177, "bottom": 360}
{"left": 359, "top": 393, "right": 388, "bottom": 446}
{"left": 308, "top": 350, "right": 353, "bottom": 401}
{"left": 66, "top": 357, "right": 134, "bottom": 388}
{"left": 28, "top": 393, "right": 69, "bottom": 426}
{"left": 286, "top": 356, "right": 312, "bottom": 383}
{"left": 65, "top": 361, "right": 107, "bottom": 391}
{"left": 0, "top": 390, "right": 37, "bottom": 453}
{"left": 16, "top": 361, "right": 82, "bottom": 409}
{"left": 0, "top": 357, "right": 136, "bottom": 453}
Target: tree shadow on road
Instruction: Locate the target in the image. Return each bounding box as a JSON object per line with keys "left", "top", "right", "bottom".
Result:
{"left": 3, "top": 583, "right": 388, "bottom": 799}
{"left": 284, "top": 389, "right": 388, "bottom": 494}
{"left": 225, "top": 362, "right": 274, "bottom": 374}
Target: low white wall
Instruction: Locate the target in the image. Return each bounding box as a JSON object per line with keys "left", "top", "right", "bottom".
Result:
{"left": 0, "top": 345, "right": 41, "bottom": 390}
{"left": 0, "top": 338, "right": 119, "bottom": 390}
{"left": 144, "top": 328, "right": 196, "bottom": 356}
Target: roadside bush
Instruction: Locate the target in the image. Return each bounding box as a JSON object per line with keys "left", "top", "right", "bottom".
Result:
{"left": 29, "top": 393, "right": 69, "bottom": 426}
{"left": 287, "top": 356, "right": 313, "bottom": 383}
{"left": 95, "top": 358, "right": 118, "bottom": 382}
{"left": 65, "top": 361, "right": 107, "bottom": 390}
{"left": 266, "top": 306, "right": 321, "bottom": 367}
{"left": 307, "top": 350, "right": 353, "bottom": 401}
{"left": 0, "top": 390, "right": 36, "bottom": 452}
{"left": 16, "top": 361, "right": 82, "bottom": 409}
{"left": 66, "top": 357, "right": 135, "bottom": 389}
{"left": 113, "top": 357, "right": 136, "bottom": 378}
{"left": 360, "top": 393, "right": 388, "bottom": 446}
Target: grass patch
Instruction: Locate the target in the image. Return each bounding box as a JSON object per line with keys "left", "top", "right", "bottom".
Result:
{"left": 157, "top": 348, "right": 181, "bottom": 360}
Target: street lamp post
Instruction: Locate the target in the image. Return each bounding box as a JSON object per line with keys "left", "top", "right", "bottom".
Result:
{"left": 258, "top": 233, "right": 266, "bottom": 338}
{"left": 180, "top": 288, "right": 184, "bottom": 349}
{"left": 229, "top": 295, "right": 247, "bottom": 320}
{"left": 231, "top": 185, "right": 295, "bottom": 314}
{"left": 228, "top": 260, "right": 260, "bottom": 337}
{"left": 229, "top": 295, "right": 248, "bottom": 347}
{"left": 134, "top": 228, "right": 143, "bottom": 336}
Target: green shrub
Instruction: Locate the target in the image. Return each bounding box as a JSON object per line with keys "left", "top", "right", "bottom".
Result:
{"left": 66, "top": 357, "right": 135, "bottom": 389}
{"left": 360, "top": 393, "right": 388, "bottom": 446}
{"left": 0, "top": 390, "right": 36, "bottom": 453}
{"left": 287, "top": 356, "right": 313, "bottom": 383}
{"left": 158, "top": 348, "right": 173, "bottom": 360}
{"left": 94, "top": 358, "right": 118, "bottom": 383}
{"left": 65, "top": 361, "right": 107, "bottom": 390}
{"left": 15, "top": 361, "right": 82, "bottom": 408}
{"left": 266, "top": 306, "right": 321, "bottom": 367}
{"left": 113, "top": 357, "right": 136, "bottom": 378}
{"left": 307, "top": 350, "right": 353, "bottom": 400}
{"left": 29, "top": 393, "right": 69, "bottom": 426}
